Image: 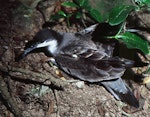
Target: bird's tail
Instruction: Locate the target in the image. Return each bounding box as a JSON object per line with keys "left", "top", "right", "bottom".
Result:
{"left": 105, "top": 57, "right": 135, "bottom": 68}
{"left": 101, "top": 78, "right": 139, "bottom": 108}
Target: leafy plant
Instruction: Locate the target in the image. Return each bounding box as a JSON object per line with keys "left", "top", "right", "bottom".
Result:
{"left": 114, "top": 32, "right": 149, "bottom": 54}
{"left": 106, "top": 1, "right": 150, "bottom": 55}
{"left": 135, "top": 0, "right": 150, "bottom": 8}
{"left": 51, "top": 0, "right": 150, "bottom": 55}
{"left": 51, "top": 0, "right": 102, "bottom": 26}
{"left": 108, "top": 5, "right": 137, "bottom": 26}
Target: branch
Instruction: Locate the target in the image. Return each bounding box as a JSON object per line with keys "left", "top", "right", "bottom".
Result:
{"left": 0, "top": 75, "right": 23, "bottom": 117}
{"left": 0, "top": 62, "right": 68, "bottom": 88}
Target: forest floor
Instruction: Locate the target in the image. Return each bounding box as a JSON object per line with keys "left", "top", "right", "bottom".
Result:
{"left": 0, "top": 0, "right": 150, "bottom": 117}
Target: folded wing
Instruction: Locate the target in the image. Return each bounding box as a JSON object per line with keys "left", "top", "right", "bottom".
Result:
{"left": 55, "top": 49, "right": 139, "bottom": 108}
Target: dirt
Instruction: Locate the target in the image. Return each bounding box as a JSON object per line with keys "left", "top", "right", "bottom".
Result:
{"left": 0, "top": 0, "right": 150, "bottom": 117}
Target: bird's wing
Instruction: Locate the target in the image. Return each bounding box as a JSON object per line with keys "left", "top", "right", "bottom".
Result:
{"left": 79, "top": 23, "right": 122, "bottom": 37}
{"left": 55, "top": 50, "right": 139, "bottom": 107}
{"left": 55, "top": 49, "right": 133, "bottom": 82}
{"left": 96, "top": 42, "right": 115, "bottom": 57}
{"left": 79, "top": 24, "right": 98, "bottom": 35}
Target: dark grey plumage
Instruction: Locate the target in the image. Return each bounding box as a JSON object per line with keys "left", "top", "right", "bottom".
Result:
{"left": 17, "top": 25, "right": 139, "bottom": 108}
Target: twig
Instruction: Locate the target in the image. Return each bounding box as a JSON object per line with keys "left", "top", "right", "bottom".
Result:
{"left": 0, "top": 75, "right": 23, "bottom": 117}
{"left": 0, "top": 62, "right": 68, "bottom": 116}
{"left": 0, "top": 62, "right": 68, "bottom": 88}
{"left": 53, "top": 89, "right": 60, "bottom": 117}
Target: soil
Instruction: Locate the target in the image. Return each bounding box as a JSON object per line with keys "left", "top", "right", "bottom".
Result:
{"left": 0, "top": 0, "right": 150, "bottom": 117}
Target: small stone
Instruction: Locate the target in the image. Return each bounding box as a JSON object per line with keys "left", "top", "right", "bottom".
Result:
{"left": 74, "top": 81, "right": 85, "bottom": 89}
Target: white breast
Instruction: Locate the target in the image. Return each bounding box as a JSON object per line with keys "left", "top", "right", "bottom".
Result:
{"left": 36, "top": 40, "right": 58, "bottom": 55}
{"left": 47, "top": 40, "right": 58, "bottom": 54}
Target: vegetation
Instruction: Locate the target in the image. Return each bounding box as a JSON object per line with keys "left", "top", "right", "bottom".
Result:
{"left": 51, "top": 0, "right": 150, "bottom": 72}
{"left": 51, "top": 0, "right": 149, "bottom": 54}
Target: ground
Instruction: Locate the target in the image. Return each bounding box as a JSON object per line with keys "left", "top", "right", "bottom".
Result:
{"left": 0, "top": 0, "right": 150, "bottom": 117}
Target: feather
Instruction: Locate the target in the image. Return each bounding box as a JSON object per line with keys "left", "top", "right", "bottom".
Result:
{"left": 101, "top": 78, "right": 139, "bottom": 108}
{"left": 17, "top": 27, "right": 140, "bottom": 108}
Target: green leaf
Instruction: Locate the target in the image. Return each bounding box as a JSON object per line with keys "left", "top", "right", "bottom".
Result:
{"left": 89, "top": 8, "right": 102, "bottom": 22}
{"left": 109, "top": 5, "right": 137, "bottom": 26}
{"left": 75, "top": 0, "right": 89, "bottom": 7}
{"left": 75, "top": 12, "right": 82, "bottom": 19}
{"left": 136, "top": 0, "right": 150, "bottom": 4}
{"left": 61, "top": 1, "right": 78, "bottom": 7}
{"left": 117, "top": 32, "right": 149, "bottom": 54}
{"left": 50, "top": 14, "right": 64, "bottom": 20}
{"left": 66, "top": 13, "right": 73, "bottom": 19}
{"left": 144, "top": 0, "right": 150, "bottom": 4}
{"left": 145, "top": 67, "right": 150, "bottom": 73}
{"left": 58, "top": 11, "right": 67, "bottom": 17}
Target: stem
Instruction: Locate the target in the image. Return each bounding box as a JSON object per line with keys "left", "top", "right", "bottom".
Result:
{"left": 105, "top": 22, "right": 125, "bottom": 40}
{"left": 116, "top": 22, "right": 125, "bottom": 35}
{"left": 66, "top": 18, "right": 70, "bottom": 27}
{"left": 105, "top": 35, "right": 120, "bottom": 40}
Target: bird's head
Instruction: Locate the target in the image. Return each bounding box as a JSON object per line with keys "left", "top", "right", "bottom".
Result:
{"left": 16, "top": 29, "right": 64, "bottom": 61}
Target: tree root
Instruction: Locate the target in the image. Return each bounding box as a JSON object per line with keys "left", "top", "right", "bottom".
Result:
{"left": 0, "top": 62, "right": 68, "bottom": 88}
{"left": 0, "top": 62, "right": 68, "bottom": 117}
{"left": 0, "top": 75, "right": 23, "bottom": 117}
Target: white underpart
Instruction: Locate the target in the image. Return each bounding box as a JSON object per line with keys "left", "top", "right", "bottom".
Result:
{"left": 36, "top": 40, "right": 58, "bottom": 54}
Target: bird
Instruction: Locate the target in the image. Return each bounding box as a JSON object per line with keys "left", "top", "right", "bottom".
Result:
{"left": 17, "top": 24, "right": 140, "bottom": 108}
